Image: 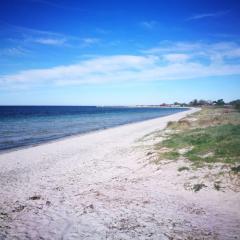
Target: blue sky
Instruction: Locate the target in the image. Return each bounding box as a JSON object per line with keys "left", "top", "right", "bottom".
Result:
{"left": 0, "top": 0, "right": 240, "bottom": 105}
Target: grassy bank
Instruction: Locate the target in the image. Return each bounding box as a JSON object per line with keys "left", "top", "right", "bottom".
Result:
{"left": 142, "top": 107, "right": 240, "bottom": 192}
{"left": 157, "top": 124, "right": 240, "bottom": 164}
{"left": 154, "top": 107, "right": 240, "bottom": 166}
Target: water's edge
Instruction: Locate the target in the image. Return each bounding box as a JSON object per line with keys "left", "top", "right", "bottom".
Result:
{"left": 0, "top": 107, "right": 189, "bottom": 154}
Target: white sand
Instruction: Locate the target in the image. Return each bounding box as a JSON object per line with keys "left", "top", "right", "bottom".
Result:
{"left": 0, "top": 108, "right": 239, "bottom": 240}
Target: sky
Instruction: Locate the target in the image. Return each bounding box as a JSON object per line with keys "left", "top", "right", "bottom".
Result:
{"left": 0, "top": 0, "right": 240, "bottom": 105}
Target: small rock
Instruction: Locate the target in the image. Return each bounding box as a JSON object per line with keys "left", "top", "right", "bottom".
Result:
{"left": 146, "top": 152, "right": 153, "bottom": 156}
{"left": 193, "top": 183, "right": 207, "bottom": 192}
{"left": 29, "top": 195, "right": 41, "bottom": 200}
{"left": 88, "top": 204, "right": 94, "bottom": 209}
{"left": 12, "top": 205, "right": 25, "bottom": 212}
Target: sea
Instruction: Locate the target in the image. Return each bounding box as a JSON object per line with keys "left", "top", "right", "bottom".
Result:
{"left": 0, "top": 106, "right": 188, "bottom": 152}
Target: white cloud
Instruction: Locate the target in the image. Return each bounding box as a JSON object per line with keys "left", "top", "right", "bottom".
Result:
{"left": 27, "top": 36, "right": 100, "bottom": 47}
{"left": 33, "top": 38, "right": 66, "bottom": 46}
{"left": 187, "top": 10, "right": 229, "bottom": 21}
{"left": 143, "top": 42, "right": 203, "bottom": 54}
{"left": 3, "top": 22, "right": 63, "bottom": 37}
{"left": 1, "top": 41, "right": 240, "bottom": 88}
{"left": 163, "top": 54, "right": 190, "bottom": 62}
{"left": 0, "top": 55, "right": 156, "bottom": 86}
{"left": 2, "top": 22, "right": 100, "bottom": 48}
{"left": 81, "top": 38, "right": 100, "bottom": 46}
{"left": 140, "top": 21, "right": 157, "bottom": 29}
{"left": 0, "top": 47, "right": 28, "bottom": 56}
{"left": 144, "top": 41, "right": 240, "bottom": 62}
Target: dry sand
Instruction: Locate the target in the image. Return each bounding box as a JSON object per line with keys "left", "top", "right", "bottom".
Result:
{"left": 0, "top": 108, "right": 239, "bottom": 240}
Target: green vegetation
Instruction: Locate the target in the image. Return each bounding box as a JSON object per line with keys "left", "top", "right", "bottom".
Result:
{"left": 154, "top": 107, "right": 240, "bottom": 165}
{"left": 153, "top": 150, "right": 180, "bottom": 164}
{"left": 188, "top": 98, "right": 225, "bottom": 106}
{"left": 192, "top": 183, "right": 206, "bottom": 192}
{"left": 160, "top": 151, "right": 180, "bottom": 160}
{"left": 214, "top": 99, "right": 225, "bottom": 106}
{"left": 167, "top": 119, "right": 191, "bottom": 130}
{"left": 162, "top": 124, "right": 240, "bottom": 164}
{"left": 230, "top": 99, "right": 240, "bottom": 111}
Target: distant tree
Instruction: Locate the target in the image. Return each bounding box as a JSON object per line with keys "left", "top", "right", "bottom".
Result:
{"left": 189, "top": 99, "right": 216, "bottom": 106}
{"left": 207, "top": 100, "right": 214, "bottom": 105}
{"left": 189, "top": 99, "right": 199, "bottom": 106}
{"left": 198, "top": 99, "right": 208, "bottom": 105}
{"left": 230, "top": 99, "right": 240, "bottom": 105}
{"left": 180, "top": 102, "right": 188, "bottom": 107}
{"left": 214, "top": 99, "right": 225, "bottom": 106}
{"left": 230, "top": 99, "right": 240, "bottom": 111}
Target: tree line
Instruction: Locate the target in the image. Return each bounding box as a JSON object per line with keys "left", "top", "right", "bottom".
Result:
{"left": 184, "top": 99, "right": 240, "bottom": 110}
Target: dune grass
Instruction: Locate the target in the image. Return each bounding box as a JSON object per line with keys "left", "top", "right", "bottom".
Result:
{"left": 154, "top": 107, "right": 240, "bottom": 165}
{"left": 161, "top": 124, "right": 240, "bottom": 164}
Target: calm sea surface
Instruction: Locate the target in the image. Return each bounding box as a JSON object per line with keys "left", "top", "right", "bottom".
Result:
{"left": 0, "top": 106, "right": 188, "bottom": 151}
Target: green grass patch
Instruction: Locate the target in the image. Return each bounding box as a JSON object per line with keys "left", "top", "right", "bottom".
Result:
{"left": 193, "top": 108, "right": 240, "bottom": 128}
{"left": 152, "top": 150, "right": 180, "bottom": 164}
{"left": 167, "top": 119, "right": 191, "bottom": 130}
{"left": 160, "top": 124, "right": 240, "bottom": 164}
{"left": 162, "top": 151, "right": 180, "bottom": 159}
{"left": 156, "top": 151, "right": 180, "bottom": 161}
{"left": 152, "top": 108, "right": 240, "bottom": 165}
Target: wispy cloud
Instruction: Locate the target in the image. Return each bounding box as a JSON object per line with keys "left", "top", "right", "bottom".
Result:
{"left": 1, "top": 21, "right": 69, "bottom": 44}
{"left": 95, "top": 28, "right": 109, "bottom": 34}
{"left": 0, "top": 47, "right": 28, "bottom": 57}
{"left": 186, "top": 10, "right": 229, "bottom": 21}
{"left": 143, "top": 41, "right": 203, "bottom": 54}
{"left": 140, "top": 21, "right": 157, "bottom": 29}
{"left": 143, "top": 41, "right": 240, "bottom": 60}
{"left": 0, "top": 20, "right": 62, "bottom": 37}
{"left": 18, "top": 0, "right": 87, "bottom": 11}
{"left": 30, "top": 38, "right": 67, "bottom": 46}
{"left": 0, "top": 55, "right": 156, "bottom": 87}
{"left": 81, "top": 38, "right": 100, "bottom": 47}
{"left": 1, "top": 41, "right": 240, "bottom": 88}
{"left": 0, "top": 21, "right": 100, "bottom": 48}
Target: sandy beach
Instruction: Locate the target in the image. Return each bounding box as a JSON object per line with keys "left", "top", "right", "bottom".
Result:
{"left": 0, "top": 108, "right": 239, "bottom": 240}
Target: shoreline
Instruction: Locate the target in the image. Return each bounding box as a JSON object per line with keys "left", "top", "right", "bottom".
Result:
{"left": 0, "top": 107, "right": 191, "bottom": 155}
{"left": 3, "top": 107, "right": 225, "bottom": 239}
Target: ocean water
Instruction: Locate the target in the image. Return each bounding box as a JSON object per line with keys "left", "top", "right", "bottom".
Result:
{"left": 0, "top": 106, "right": 188, "bottom": 152}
